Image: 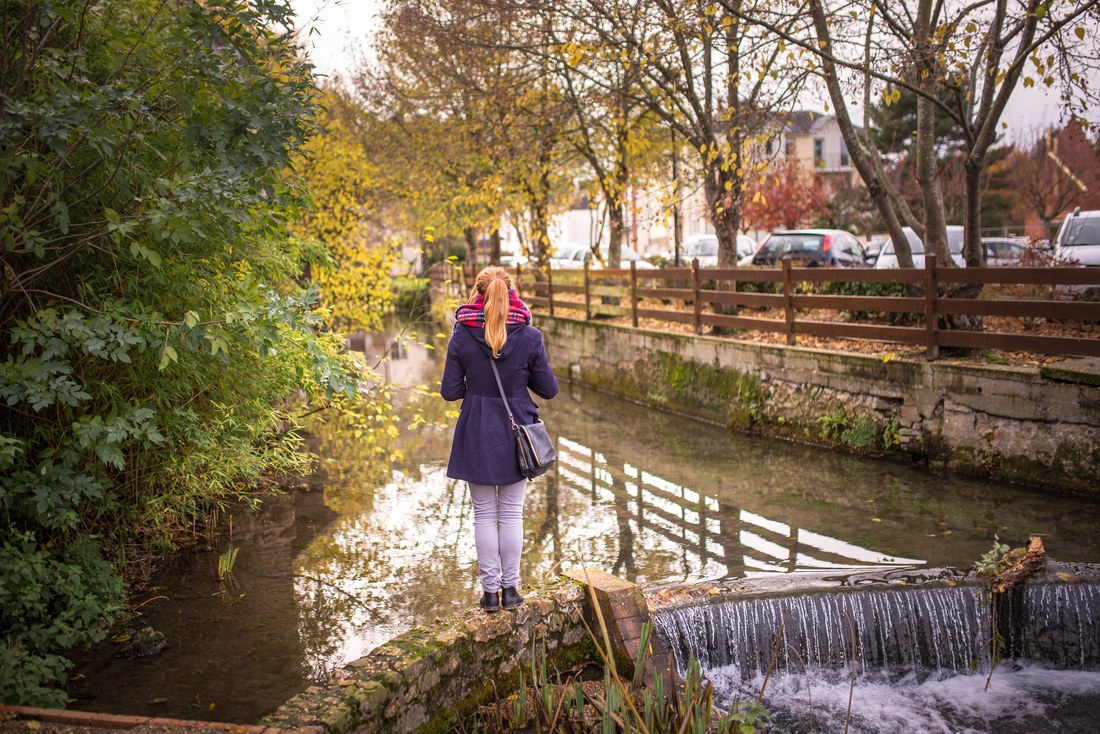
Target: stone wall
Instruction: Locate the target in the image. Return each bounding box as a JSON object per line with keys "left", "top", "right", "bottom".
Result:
{"left": 539, "top": 316, "right": 1100, "bottom": 495}
{"left": 261, "top": 581, "right": 591, "bottom": 734}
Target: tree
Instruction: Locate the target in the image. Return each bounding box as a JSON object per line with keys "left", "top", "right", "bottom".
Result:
{"left": 733, "top": 0, "right": 1100, "bottom": 269}
{"left": 570, "top": 0, "right": 812, "bottom": 267}
{"left": 1011, "top": 121, "right": 1100, "bottom": 235}
{"left": 541, "top": 7, "right": 668, "bottom": 267}
{"left": 743, "top": 156, "right": 827, "bottom": 231}
{"left": 290, "top": 88, "right": 397, "bottom": 332}
{"left": 368, "top": 0, "right": 576, "bottom": 269}
{"left": 0, "top": 0, "right": 359, "bottom": 702}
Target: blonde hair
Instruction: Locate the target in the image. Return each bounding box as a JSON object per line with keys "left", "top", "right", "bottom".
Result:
{"left": 470, "top": 266, "right": 513, "bottom": 358}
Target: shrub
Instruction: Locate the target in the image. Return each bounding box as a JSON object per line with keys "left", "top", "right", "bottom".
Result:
{"left": 0, "top": 534, "right": 124, "bottom": 706}
{"left": 393, "top": 275, "right": 432, "bottom": 313}
{"left": 0, "top": 0, "right": 360, "bottom": 701}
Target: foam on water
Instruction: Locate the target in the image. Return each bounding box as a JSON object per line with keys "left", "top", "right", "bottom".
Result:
{"left": 709, "top": 662, "right": 1100, "bottom": 734}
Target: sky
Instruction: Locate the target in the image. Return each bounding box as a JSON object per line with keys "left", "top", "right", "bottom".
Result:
{"left": 289, "top": 0, "right": 1096, "bottom": 145}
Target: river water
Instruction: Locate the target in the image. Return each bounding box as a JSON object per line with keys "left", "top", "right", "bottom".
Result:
{"left": 68, "top": 322, "right": 1100, "bottom": 723}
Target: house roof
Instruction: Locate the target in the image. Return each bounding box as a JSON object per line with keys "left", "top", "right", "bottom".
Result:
{"left": 783, "top": 110, "right": 833, "bottom": 136}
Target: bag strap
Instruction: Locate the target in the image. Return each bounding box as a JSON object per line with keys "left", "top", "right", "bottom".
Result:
{"left": 488, "top": 357, "right": 519, "bottom": 430}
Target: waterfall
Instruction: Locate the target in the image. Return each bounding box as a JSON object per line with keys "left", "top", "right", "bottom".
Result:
{"left": 654, "top": 581, "right": 1100, "bottom": 684}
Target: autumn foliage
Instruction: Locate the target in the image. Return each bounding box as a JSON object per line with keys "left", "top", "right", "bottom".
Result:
{"left": 743, "top": 156, "right": 828, "bottom": 232}
{"left": 289, "top": 89, "right": 396, "bottom": 332}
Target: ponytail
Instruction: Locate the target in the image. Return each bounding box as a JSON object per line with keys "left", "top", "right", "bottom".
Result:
{"left": 483, "top": 277, "right": 509, "bottom": 358}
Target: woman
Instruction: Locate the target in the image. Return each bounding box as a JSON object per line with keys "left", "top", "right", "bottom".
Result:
{"left": 440, "top": 266, "right": 558, "bottom": 612}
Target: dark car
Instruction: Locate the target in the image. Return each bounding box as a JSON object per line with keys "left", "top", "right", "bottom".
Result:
{"left": 750, "top": 229, "right": 868, "bottom": 267}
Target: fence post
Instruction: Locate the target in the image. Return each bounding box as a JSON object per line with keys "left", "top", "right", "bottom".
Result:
{"left": 692, "top": 258, "right": 702, "bottom": 335}
{"left": 584, "top": 259, "right": 591, "bottom": 321}
{"left": 925, "top": 253, "right": 939, "bottom": 360}
{"left": 782, "top": 256, "right": 795, "bottom": 346}
{"left": 546, "top": 263, "right": 555, "bottom": 317}
{"left": 630, "top": 260, "right": 639, "bottom": 328}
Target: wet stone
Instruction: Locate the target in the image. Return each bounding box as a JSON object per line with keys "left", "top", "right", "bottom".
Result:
{"left": 114, "top": 626, "right": 168, "bottom": 658}
{"left": 357, "top": 681, "right": 390, "bottom": 716}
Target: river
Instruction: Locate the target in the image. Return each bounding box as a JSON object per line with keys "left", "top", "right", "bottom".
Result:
{"left": 68, "top": 321, "right": 1100, "bottom": 723}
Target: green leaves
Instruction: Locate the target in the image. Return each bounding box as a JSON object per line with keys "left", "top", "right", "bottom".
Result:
{"left": 0, "top": 0, "right": 358, "bottom": 704}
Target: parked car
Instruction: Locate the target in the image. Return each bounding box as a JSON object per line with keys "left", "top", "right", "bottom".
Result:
{"left": 677, "top": 233, "right": 757, "bottom": 266}
{"left": 1054, "top": 209, "right": 1100, "bottom": 266}
{"left": 550, "top": 243, "right": 655, "bottom": 269}
{"left": 874, "top": 226, "right": 966, "bottom": 269}
{"left": 748, "top": 229, "right": 868, "bottom": 267}
{"left": 549, "top": 243, "right": 592, "bottom": 269}
{"left": 863, "top": 236, "right": 889, "bottom": 265}
{"left": 981, "top": 237, "right": 1027, "bottom": 266}
{"left": 499, "top": 253, "right": 530, "bottom": 268}
{"left": 597, "top": 244, "right": 656, "bottom": 269}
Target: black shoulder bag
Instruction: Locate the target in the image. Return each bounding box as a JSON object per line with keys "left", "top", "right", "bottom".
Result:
{"left": 488, "top": 357, "right": 557, "bottom": 479}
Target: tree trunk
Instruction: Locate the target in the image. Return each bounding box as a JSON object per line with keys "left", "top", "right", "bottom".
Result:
{"left": 488, "top": 226, "right": 502, "bottom": 265}
{"left": 808, "top": 0, "right": 915, "bottom": 268}
{"left": 912, "top": 0, "right": 952, "bottom": 268}
{"left": 463, "top": 226, "right": 478, "bottom": 266}
{"left": 963, "top": 159, "right": 987, "bottom": 267}
{"left": 607, "top": 201, "right": 625, "bottom": 267}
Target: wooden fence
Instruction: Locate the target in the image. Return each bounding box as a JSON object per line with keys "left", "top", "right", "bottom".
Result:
{"left": 452, "top": 255, "right": 1100, "bottom": 359}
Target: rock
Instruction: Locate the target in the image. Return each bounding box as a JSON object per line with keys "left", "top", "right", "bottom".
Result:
{"left": 114, "top": 626, "right": 168, "bottom": 658}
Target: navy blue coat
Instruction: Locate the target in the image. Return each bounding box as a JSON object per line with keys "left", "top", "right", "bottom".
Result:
{"left": 441, "top": 322, "right": 559, "bottom": 485}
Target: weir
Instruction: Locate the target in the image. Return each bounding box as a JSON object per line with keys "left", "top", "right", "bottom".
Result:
{"left": 654, "top": 575, "right": 1100, "bottom": 684}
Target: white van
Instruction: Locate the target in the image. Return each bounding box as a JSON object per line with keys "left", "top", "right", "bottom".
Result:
{"left": 1054, "top": 209, "right": 1100, "bottom": 266}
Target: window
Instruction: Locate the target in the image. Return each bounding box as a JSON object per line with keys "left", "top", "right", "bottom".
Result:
{"left": 840, "top": 140, "right": 850, "bottom": 167}
{"left": 813, "top": 138, "right": 824, "bottom": 167}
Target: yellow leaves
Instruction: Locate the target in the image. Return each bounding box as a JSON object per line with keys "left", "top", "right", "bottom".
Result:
{"left": 882, "top": 352, "right": 896, "bottom": 364}
{"left": 882, "top": 87, "right": 902, "bottom": 106}
{"left": 752, "top": 191, "right": 766, "bottom": 206}
{"left": 423, "top": 225, "right": 436, "bottom": 243}
{"left": 1075, "top": 26, "right": 1086, "bottom": 41}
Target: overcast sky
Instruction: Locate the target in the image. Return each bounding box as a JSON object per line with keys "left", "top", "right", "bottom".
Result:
{"left": 289, "top": 0, "right": 1094, "bottom": 145}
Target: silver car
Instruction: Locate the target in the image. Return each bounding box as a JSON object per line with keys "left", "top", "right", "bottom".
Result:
{"left": 679, "top": 234, "right": 757, "bottom": 266}
{"left": 1055, "top": 209, "right": 1100, "bottom": 266}
{"left": 874, "top": 226, "right": 966, "bottom": 268}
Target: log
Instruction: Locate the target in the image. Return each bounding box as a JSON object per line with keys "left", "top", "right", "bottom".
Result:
{"left": 991, "top": 535, "right": 1046, "bottom": 594}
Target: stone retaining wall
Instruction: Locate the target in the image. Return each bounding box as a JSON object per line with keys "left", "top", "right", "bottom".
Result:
{"left": 261, "top": 581, "right": 591, "bottom": 734}
{"left": 539, "top": 316, "right": 1100, "bottom": 495}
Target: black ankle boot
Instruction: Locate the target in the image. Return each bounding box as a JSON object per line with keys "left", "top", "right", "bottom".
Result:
{"left": 501, "top": 587, "right": 524, "bottom": 610}
{"left": 480, "top": 590, "right": 500, "bottom": 613}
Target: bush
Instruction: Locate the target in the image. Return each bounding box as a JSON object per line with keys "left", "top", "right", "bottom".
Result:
{"left": 0, "top": 534, "right": 124, "bottom": 706}
{"left": 0, "top": 0, "right": 360, "bottom": 701}
{"left": 393, "top": 275, "right": 431, "bottom": 313}
{"left": 818, "top": 279, "right": 911, "bottom": 322}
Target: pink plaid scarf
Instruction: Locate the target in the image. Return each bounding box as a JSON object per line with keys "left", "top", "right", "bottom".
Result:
{"left": 455, "top": 290, "right": 532, "bottom": 328}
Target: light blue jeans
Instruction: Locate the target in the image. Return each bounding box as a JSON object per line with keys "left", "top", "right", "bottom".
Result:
{"left": 469, "top": 480, "right": 527, "bottom": 593}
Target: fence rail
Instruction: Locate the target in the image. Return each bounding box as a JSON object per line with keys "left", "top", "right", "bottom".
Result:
{"left": 449, "top": 255, "right": 1100, "bottom": 360}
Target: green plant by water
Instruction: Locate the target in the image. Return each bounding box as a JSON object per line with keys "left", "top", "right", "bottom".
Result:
{"left": 0, "top": 0, "right": 370, "bottom": 705}
{"left": 454, "top": 580, "right": 771, "bottom": 733}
